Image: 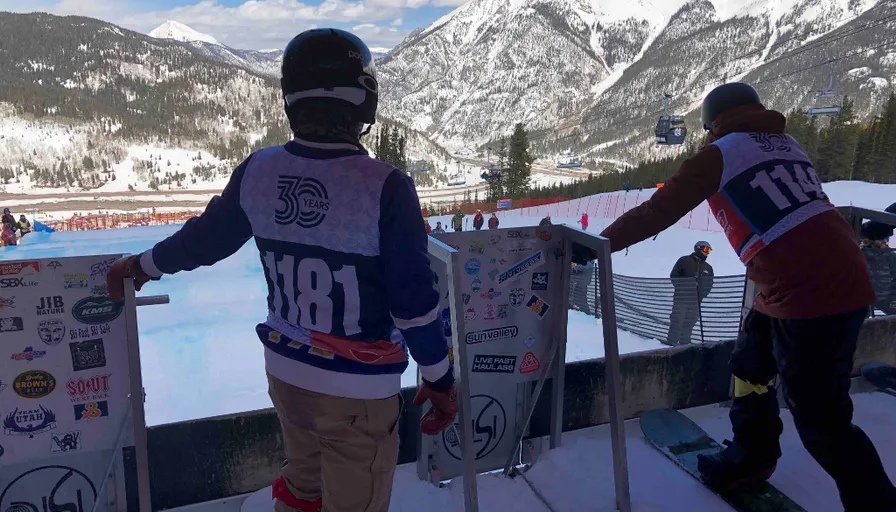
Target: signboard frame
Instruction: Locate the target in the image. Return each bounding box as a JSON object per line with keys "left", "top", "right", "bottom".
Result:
{"left": 0, "top": 255, "right": 153, "bottom": 512}
{"left": 420, "top": 225, "right": 632, "bottom": 512}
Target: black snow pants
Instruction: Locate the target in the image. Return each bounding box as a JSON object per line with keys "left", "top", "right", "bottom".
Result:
{"left": 730, "top": 307, "right": 896, "bottom": 511}
{"left": 666, "top": 296, "right": 699, "bottom": 345}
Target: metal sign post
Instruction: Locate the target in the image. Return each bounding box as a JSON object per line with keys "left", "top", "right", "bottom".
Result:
{"left": 559, "top": 226, "right": 631, "bottom": 512}
{"left": 0, "top": 255, "right": 159, "bottom": 512}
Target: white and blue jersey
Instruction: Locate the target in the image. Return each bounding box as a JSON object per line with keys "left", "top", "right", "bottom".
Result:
{"left": 139, "top": 139, "right": 452, "bottom": 399}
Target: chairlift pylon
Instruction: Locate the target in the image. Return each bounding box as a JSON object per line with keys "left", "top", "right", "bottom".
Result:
{"left": 805, "top": 62, "right": 843, "bottom": 117}
{"left": 655, "top": 92, "right": 687, "bottom": 145}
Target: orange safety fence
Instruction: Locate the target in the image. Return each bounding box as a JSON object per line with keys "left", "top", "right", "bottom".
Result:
{"left": 43, "top": 211, "right": 200, "bottom": 232}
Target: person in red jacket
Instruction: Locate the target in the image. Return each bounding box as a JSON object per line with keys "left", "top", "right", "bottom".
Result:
{"left": 488, "top": 213, "right": 499, "bottom": 229}
{"left": 424, "top": 217, "right": 432, "bottom": 234}
{"left": 600, "top": 82, "right": 894, "bottom": 511}
{"left": 473, "top": 209, "right": 485, "bottom": 230}
{"left": 579, "top": 213, "right": 589, "bottom": 231}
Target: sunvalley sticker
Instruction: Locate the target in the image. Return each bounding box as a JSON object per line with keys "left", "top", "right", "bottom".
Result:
{"left": 73, "top": 296, "right": 123, "bottom": 324}
{"left": 13, "top": 370, "right": 56, "bottom": 399}
{"left": 465, "top": 326, "right": 519, "bottom": 344}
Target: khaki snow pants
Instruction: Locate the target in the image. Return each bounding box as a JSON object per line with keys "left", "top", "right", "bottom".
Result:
{"left": 267, "top": 374, "right": 401, "bottom": 512}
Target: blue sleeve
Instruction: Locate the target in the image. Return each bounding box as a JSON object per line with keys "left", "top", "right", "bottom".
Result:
{"left": 141, "top": 157, "right": 253, "bottom": 277}
{"left": 379, "top": 170, "right": 453, "bottom": 389}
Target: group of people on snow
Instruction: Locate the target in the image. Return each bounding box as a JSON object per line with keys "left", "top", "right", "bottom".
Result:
{"left": 1, "top": 207, "right": 30, "bottom": 246}
{"left": 425, "top": 208, "right": 501, "bottom": 233}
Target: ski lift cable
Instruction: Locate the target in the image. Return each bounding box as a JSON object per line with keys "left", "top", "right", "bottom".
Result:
{"left": 546, "top": 11, "right": 896, "bottom": 147}
{"left": 545, "top": 36, "right": 896, "bottom": 150}
{"left": 565, "top": 4, "right": 896, "bottom": 132}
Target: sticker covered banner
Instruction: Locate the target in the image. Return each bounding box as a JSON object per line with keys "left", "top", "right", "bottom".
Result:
{"left": 0, "top": 254, "right": 143, "bottom": 512}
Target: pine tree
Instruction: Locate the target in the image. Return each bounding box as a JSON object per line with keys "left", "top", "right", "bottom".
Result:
{"left": 506, "top": 123, "right": 532, "bottom": 197}
{"left": 816, "top": 97, "right": 858, "bottom": 181}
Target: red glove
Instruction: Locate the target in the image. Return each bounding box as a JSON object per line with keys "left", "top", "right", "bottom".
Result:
{"left": 106, "top": 254, "right": 156, "bottom": 300}
{"left": 413, "top": 382, "right": 458, "bottom": 435}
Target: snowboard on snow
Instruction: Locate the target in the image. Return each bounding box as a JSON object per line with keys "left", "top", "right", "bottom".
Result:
{"left": 861, "top": 362, "right": 896, "bottom": 396}
{"left": 640, "top": 408, "right": 805, "bottom": 512}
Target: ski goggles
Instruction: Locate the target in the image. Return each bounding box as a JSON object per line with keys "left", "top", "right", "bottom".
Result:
{"left": 700, "top": 246, "right": 712, "bottom": 255}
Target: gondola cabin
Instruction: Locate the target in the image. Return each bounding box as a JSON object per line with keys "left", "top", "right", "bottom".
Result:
{"left": 655, "top": 115, "right": 687, "bottom": 145}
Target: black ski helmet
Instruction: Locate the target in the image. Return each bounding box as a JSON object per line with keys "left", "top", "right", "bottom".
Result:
{"left": 701, "top": 83, "right": 761, "bottom": 131}
{"left": 281, "top": 28, "right": 378, "bottom": 125}
{"left": 694, "top": 241, "right": 712, "bottom": 253}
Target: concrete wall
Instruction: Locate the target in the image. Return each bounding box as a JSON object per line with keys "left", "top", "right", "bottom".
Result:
{"left": 149, "top": 316, "right": 896, "bottom": 510}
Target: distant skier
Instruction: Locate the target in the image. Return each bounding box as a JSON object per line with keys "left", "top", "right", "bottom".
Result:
{"left": 570, "top": 259, "right": 595, "bottom": 313}
{"left": 432, "top": 221, "right": 446, "bottom": 234}
{"left": 1, "top": 208, "right": 17, "bottom": 246}
{"left": 488, "top": 213, "right": 499, "bottom": 229}
{"left": 599, "top": 82, "right": 895, "bottom": 510}
{"left": 452, "top": 210, "right": 464, "bottom": 232}
{"left": 106, "top": 29, "right": 456, "bottom": 512}
{"left": 18, "top": 215, "right": 31, "bottom": 237}
{"left": 473, "top": 209, "right": 484, "bottom": 230}
{"left": 860, "top": 216, "right": 896, "bottom": 316}
{"left": 579, "top": 213, "right": 589, "bottom": 231}
{"left": 666, "top": 241, "right": 714, "bottom": 345}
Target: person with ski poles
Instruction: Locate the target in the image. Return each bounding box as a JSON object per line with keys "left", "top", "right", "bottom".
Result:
{"left": 599, "top": 82, "right": 894, "bottom": 510}
{"left": 666, "top": 241, "right": 714, "bottom": 345}
{"left": 105, "top": 28, "right": 457, "bottom": 512}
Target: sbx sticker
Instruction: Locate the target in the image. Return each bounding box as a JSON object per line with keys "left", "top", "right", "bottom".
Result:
{"left": 465, "top": 326, "right": 518, "bottom": 344}
{"left": 526, "top": 294, "right": 551, "bottom": 319}
{"left": 74, "top": 401, "right": 109, "bottom": 421}
{"left": 520, "top": 352, "right": 540, "bottom": 374}
{"left": 472, "top": 355, "right": 517, "bottom": 373}
{"left": 531, "top": 272, "right": 548, "bottom": 291}
{"left": 0, "top": 277, "right": 38, "bottom": 289}
{"left": 0, "top": 316, "right": 23, "bottom": 332}
{"left": 50, "top": 430, "right": 82, "bottom": 453}
{"left": 497, "top": 251, "right": 544, "bottom": 286}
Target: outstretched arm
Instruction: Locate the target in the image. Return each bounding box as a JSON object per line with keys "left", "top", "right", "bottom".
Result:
{"left": 379, "top": 171, "right": 453, "bottom": 389}
{"left": 600, "top": 147, "right": 723, "bottom": 252}
{"left": 139, "top": 157, "right": 254, "bottom": 277}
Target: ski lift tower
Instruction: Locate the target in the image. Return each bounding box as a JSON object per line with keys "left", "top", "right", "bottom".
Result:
{"left": 805, "top": 62, "right": 843, "bottom": 117}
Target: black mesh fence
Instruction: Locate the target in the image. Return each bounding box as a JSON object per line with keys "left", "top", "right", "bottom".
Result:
{"left": 569, "top": 268, "right": 747, "bottom": 345}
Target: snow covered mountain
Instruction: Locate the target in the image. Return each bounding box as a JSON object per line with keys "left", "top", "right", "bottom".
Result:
{"left": 149, "top": 20, "right": 220, "bottom": 45}
{"left": 148, "top": 21, "right": 281, "bottom": 78}
{"left": 379, "top": 0, "right": 894, "bottom": 164}
{"left": 0, "top": 13, "right": 444, "bottom": 194}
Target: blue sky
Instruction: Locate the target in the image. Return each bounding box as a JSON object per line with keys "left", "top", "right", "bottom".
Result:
{"left": 0, "top": 0, "right": 465, "bottom": 49}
